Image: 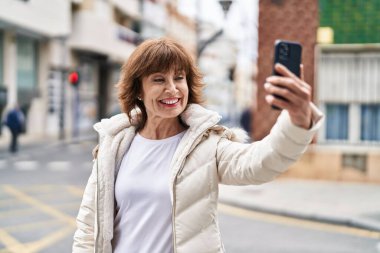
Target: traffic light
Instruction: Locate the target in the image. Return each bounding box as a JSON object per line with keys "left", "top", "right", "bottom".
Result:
{"left": 68, "top": 71, "right": 80, "bottom": 87}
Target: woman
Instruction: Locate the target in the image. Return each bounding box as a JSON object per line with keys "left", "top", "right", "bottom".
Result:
{"left": 73, "top": 38, "right": 323, "bottom": 253}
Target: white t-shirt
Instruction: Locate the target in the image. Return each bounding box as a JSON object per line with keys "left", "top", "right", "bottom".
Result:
{"left": 112, "top": 131, "right": 185, "bottom": 253}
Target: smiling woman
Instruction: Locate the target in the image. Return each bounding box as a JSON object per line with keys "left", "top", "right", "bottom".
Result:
{"left": 73, "top": 38, "right": 324, "bottom": 253}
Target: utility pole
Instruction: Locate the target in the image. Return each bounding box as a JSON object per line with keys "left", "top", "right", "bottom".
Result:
{"left": 59, "top": 37, "right": 67, "bottom": 140}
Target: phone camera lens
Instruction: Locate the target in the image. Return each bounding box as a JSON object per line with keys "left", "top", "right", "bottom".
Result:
{"left": 279, "top": 43, "right": 290, "bottom": 59}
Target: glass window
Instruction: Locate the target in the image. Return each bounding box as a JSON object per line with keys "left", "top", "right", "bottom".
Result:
{"left": 361, "top": 104, "right": 380, "bottom": 141}
{"left": 16, "top": 35, "right": 38, "bottom": 90}
{"left": 325, "top": 104, "right": 349, "bottom": 140}
{"left": 0, "top": 31, "right": 3, "bottom": 85}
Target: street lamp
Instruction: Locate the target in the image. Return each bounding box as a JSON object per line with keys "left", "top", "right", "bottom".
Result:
{"left": 196, "top": 0, "right": 234, "bottom": 58}
{"left": 219, "top": 0, "right": 233, "bottom": 18}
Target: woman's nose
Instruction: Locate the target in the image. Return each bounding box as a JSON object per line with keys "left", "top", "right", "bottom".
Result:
{"left": 166, "top": 79, "right": 177, "bottom": 93}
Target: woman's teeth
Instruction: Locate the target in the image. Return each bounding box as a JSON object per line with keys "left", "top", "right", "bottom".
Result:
{"left": 161, "top": 98, "right": 179, "bottom": 104}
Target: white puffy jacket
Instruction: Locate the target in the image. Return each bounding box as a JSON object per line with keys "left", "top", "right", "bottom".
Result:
{"left": 72, "top": 103, "right": 323, "bottom": 253}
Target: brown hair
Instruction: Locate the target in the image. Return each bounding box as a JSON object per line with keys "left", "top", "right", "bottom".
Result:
{"left": 117, "top": 38, "right": 204, "bottom": 130}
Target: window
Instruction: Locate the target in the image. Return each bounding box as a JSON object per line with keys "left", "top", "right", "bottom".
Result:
{"left": 361, "top": 104, "right": 380, "bottom": 141}
{"left": 17, "top": 35, "right": 38, "bottom": 91}
{"left": 0, "top": 31, "right": 3, "bottom": 85}
{"left": 325, "top": 104, "right": 349, "bottom": 140}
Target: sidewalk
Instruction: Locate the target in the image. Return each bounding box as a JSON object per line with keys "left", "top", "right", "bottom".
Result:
{"left": 219, "top": 178, "right": 380, "bottom": 232}
{"left": 0, "top": 131, "right": 97, "bottom": 158}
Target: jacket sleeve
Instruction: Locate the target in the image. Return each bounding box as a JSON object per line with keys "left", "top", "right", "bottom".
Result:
{"left": 72, "top": 159, "right": 98, "bottom": 253}
{"left": 216, "top": 106, "right": 323, "bottom": 185}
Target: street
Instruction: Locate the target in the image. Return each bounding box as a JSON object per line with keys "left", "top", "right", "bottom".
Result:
{"left": 219, "top": 204, "right": 380, "bottom": 253}
{"left": 0, "top": 141, "right": 379, "bottom": 253}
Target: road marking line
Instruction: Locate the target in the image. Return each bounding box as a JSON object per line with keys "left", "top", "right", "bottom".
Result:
{"left": 2, "top": 185, "right": 76, "bottom": 227}
{"left": 14, "top": 161, "right": 38, "bottom": 171}
{"left": 0, "top": 228, "right": 32, "bottom": 253}
{"left": 49, "top": 202, "right": 80, "bottom": 211}
{"left": 66, "top": 185, "right": 84, "bottom": 197}
{"left": 29, "top": 193, "right": 64, "bottom": 201}
{"left": 24, "top": 226, "right": 74, "bottom": 252}
{"left": 47, "top": 161, "right": 70, "bottom": 171}
{"left": 0, "top": 208, "right": 39, "bottom": 219}
{"left": 14, "top": 185, "right": 58, "bottom": 192}
{"left": 2, "top": 219, "right": 62, "bottom": 233}
{"left": 218, "top": 203, "right": 380, "bottom": 239}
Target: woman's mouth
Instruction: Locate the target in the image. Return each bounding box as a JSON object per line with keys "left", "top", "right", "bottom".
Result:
{"left": 159, "top": 98, "right": 180, "bottom": 107}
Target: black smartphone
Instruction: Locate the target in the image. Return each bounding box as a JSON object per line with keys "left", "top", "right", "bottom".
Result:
{"left": 271, "top": 40, "right": 302, "bottom": 110}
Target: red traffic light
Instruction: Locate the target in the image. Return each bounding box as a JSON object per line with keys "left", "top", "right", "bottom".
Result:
{"left": 68, "top": 71, "right": 80, "bottom": 86}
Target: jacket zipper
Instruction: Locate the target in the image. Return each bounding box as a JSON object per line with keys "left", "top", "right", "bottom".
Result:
{"left": 171, "top": 178, "right": 177, "bottom": 253}
{"left": 95, "top": 158, "right": 100, "bottom": 253}
{"left": 171, "top": 130, "right": 209, "bottom": 253}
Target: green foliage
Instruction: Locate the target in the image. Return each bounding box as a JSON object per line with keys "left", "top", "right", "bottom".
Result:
{"left": 319, "top": 0, "right": 380, "bottom": 43}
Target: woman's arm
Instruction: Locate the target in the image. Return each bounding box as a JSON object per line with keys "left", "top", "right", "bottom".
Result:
{"left": 216, "top": 104, "right": 323, "bottom": 185}
{"left": 216, "top": 63, "right": 323, "bottom": 185}
{"left": 72, "top": 159, "right": 98, "bottom": 253}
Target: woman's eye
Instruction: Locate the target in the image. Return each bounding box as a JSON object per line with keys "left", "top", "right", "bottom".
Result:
{"left": 175, "top": 76, "right": 184, "bottom": 80}
{"left": 153, "top": 78, "right": 165, "bottom": 83}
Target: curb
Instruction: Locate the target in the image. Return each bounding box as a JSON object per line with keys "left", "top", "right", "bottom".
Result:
{"left": 219, "top": 197, "right": 380, "bottom": 232}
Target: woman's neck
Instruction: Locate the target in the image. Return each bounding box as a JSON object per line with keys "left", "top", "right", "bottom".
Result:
{"left": 139, "top": 117, "right": 186, "bottom": 140}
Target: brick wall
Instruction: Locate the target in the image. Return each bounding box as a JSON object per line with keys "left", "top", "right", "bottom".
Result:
{"left": 253, "top": 0, "right": 319, "bottom": 140}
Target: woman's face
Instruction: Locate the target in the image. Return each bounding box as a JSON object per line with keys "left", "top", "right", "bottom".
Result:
{"left": 141, "top": 69, "right": 189, "bottom": 121}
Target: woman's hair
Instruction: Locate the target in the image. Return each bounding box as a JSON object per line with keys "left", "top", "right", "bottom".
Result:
{"left": 117, "top": 38, "right": 204, "bottom": 130}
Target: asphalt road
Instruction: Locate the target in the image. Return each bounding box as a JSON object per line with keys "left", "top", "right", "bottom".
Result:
{"left": 219, "top": 204, "right": 380, "bottom": 253}
{"left": 0, "top": 141, "right": 379, "bottom": 253}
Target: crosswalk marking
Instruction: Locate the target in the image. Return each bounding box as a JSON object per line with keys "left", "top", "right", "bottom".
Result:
{"left": 14, "top": 161, "right": 38, "bottom": 171}
{"left": 46, "top": 161, "right": 70, "bottom": 171}
{"left": 0, "top": 160, "right": 95, "bottom": 172}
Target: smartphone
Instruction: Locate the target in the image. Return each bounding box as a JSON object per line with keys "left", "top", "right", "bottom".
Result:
{"left": 271, "top": 40, "right": 302, "bottom": 110}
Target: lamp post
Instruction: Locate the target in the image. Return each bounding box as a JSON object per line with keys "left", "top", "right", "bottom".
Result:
{"left": 196, "top": 0, "right": 234, "bottom": 59}
{"left": 219, "top": 0, "right": 233, "bottom": 18}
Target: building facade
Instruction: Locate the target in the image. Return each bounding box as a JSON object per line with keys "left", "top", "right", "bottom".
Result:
{"left": 0, "top": 0, "right": 71, "bottom": 140}
{"left": 309, "top": 0, "right": 380, "bottom": 182}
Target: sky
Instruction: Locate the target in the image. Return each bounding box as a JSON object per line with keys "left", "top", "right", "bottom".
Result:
{"left": 177, "top": 0, "right": 259, "bottom": 63}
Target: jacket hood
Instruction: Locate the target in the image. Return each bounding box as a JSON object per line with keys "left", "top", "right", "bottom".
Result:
{"left": 93, "top": 103, "right": 249, "bottom": 143}
{"left": 93, "top": 112, "right": 131, "bottom": 136}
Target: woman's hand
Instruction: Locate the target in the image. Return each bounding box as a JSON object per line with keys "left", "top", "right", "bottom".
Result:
{"left": 264, "top": 63, "right": 312, "bottom": 129}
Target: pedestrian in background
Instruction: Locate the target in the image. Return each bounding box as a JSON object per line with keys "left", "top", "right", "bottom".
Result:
{"left": 73, "top": 38, "right": 323, "bottom": 253}
{"left": 4, "top": 105, "right": 25, "bottom": 153}
{"left": 239, "top": 107, "right": 253, "bottom": 139}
